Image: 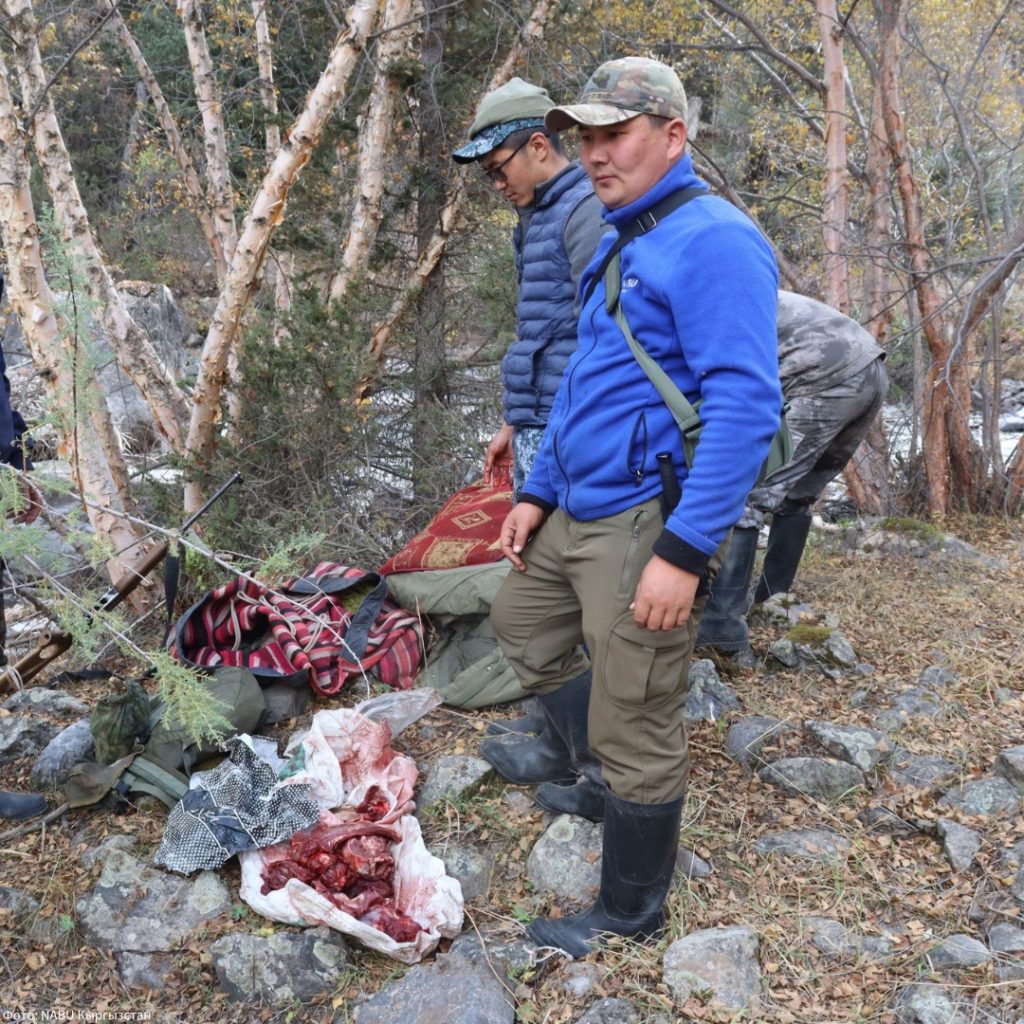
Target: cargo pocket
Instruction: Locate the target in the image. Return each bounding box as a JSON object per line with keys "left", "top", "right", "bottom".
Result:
{"left": 600, "top": 611, "right": 690, "bottom": 711}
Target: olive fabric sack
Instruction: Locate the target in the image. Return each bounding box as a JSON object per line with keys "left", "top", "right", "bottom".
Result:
{"left": 385, "top": 563, "right": 528, "bottom": 709}
{"left": 90, "top": 679, "right": 152, "bottom": 765}
{"left": 71, "top": 667, "right": 268, "bottom": 810}
{"left": 143, "top": 665, "right": 268, "bottom": 775}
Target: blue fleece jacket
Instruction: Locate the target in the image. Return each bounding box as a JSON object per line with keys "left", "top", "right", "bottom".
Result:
{"left": 519, "top": 155, "right": 782, "bottom": 574}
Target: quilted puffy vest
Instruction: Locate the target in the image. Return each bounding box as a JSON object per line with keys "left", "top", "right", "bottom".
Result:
{"left": 501, "top": 163, "right": 594, "bottom": 428}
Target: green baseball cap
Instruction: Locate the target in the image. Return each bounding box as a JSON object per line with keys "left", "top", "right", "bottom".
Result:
{"left": 545, "top": 57, "right": 688, "bottom": 131}
{"left": 452, "top": 78, "right": 554, "bottom": 163}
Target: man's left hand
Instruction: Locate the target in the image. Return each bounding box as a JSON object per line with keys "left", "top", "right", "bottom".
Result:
{"left": 630, "top": 555, "right": 700, "bottom": 631}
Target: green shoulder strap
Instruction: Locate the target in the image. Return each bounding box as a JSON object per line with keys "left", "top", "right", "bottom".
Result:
{"left": 604, "top": 252, "right": 793, "bottom": 481}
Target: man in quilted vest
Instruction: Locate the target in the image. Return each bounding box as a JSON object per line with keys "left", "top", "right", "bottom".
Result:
{"left": 452, "top": 78, "right": 607, "bottom": 499}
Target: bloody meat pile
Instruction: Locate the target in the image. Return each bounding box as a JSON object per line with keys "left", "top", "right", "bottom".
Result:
{"left": 260, "top": 787, "right": 422, "bottom": 943}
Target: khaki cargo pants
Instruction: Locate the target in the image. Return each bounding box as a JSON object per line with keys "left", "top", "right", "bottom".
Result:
{"left": 491, "top": 497, "right": 722, "bottom": 805}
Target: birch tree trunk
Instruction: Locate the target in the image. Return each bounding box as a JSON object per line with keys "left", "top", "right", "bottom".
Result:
{"left": 114, "top": 8, "right": 227, "bottom": 284}
{"left": 0, "top": 58, "right": 151, "bottom": 594}
{"left": 177, "top": 0, "right": 238, "bottom": 267}
{"left": 183, "top": 0, "right": 384, "bottom": 514}
{"left": 815, "top": 0, "right": 850, "bottom": 313}
{"left": 367, "top": 0, "right": 556, "bottom": 363}
{"left": 252, "top": 0, "right": 281, "bottom": 157}
{"left": 328, "top": 0, "right": 414, "bottom": 307}
{"left": 5, "top": 0, "right": 188, "bottom": 452}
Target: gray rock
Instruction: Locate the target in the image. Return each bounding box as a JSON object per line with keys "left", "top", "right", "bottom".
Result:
{"left": 917, "top": 666, "right": 957, "bottom": 688}
{"left": 30, "top": 719, "right": 94, "bottom": 789}
{"left": 994, "top": 745, "right": 1024, "bottom": 793}
{"left": 988, "top": 923, "right": 1024, "bottom": 953}
{"left": 893, "top": 982, "right": 970, "bottom": 1024}
{"left": 429, "top": 841, "right": 496, "bottom": 902}
{"left": 75, "top": 851, "right": 230, "bottom": 952}
{"left": 1001, "top": 839, "right": 1024, "bottom": 870}
{"left": 0, "top": 715, "right": 60, "bottom": 764}
{"left": 526, "top": 815, "right": 602, "bottom": 899}
{"left": 804, "top": 916, "right": 894, "bottom": 960}
{"left": 755, "top": 829, "right": 851, "bottom": 862}
{"left": 576, "top": 998, "right": 640, "bottom": 1024}
{"left": 3, "top": 688, "right": 90, "bottom": 718}
{"left": 767, "top": 638, "right": 802, "bottom": 669}
{"left": 993, "top": 960, "right": 1024, "bottom": 983}
{"left": 723, "top": 716, "right": 793, "bottom": 769}
{"left": 858, "top": 806, "right": 919, "bottom": 836}
{"left": 683, "top": 660, "right": 740, "bottom": 722}
{"left": 936, "top": 819, "right": 982, "bottom": 871}
{"left": 937, "top": 535, "right": 1007, "bottom": 570}
{"left": 211, "top": 927, "right": 351, "bottom": 1003}
{"left": 1012, "top": 866, "right": 1024, "bottom": 904}
{"left": 676, "top": 846, "right": 712, "bottom": 880}
{"left": 874, "top": 689, "right": 943, "bottom": 733}
{"left": 820, "top": 631, "right": 858, "bottom": 667}
{"left": 0, "top": 885, "right": 64, "bottom": 944}
{"left": 503, "top": 790, "right": 534, "bottom": 816}
{"left": 446, "top": 927, "right": 535, "bottom": 979}
{"left": 768, "top": 629, "right": 857, "bottom": 674}
{"left": 887, "top": 752, "right": 959, "bottom": 790}
{"left": 418, "top": 755, "right": 493, "bottom": 808}
{"left": 751, "top": 593, "right": 817, "bottom": 627}
{"left": 923, "top": 933, "right": 991, "bottom": 970}
{"left": 115, "top": 951, "right": 174, "bottom": 991}
{"left": 758, "top": 757, "right": 866, "bottom": 801}
{"left": 663, "top": 925, "right": 761, "bottom": 1010}
{"left": 77, "top": 834, "right": 136, "bottom": 870}
{"left": 350, "top": 954, "right": 515, "bottom": 1024}
{"left": 552, "top": 962, "right": 603, "bottom": 999}
{"left": 805, "top": 720, "right": 892, "bottom": 771}
{"left": 939, "top": 776, "right": 1021, "bottom": 817}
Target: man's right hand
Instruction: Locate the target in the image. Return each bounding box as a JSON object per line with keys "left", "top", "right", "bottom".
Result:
{"left": 500, "top": 502, "right": 547, "bottom": 572}
{"left": 483, "top": 424, "right": 514, "bottom": 483}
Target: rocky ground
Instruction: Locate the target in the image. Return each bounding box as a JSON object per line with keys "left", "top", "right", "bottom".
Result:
{"left": 1, "top": 514, "right": 1023, "bottom": 1024}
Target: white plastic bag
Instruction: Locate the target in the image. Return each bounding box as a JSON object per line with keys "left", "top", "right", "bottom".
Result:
{"left": 239, "top": 693, "right": 463, "bottom": 962}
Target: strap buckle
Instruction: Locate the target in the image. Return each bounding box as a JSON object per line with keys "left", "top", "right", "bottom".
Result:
{"left": 635, "top": 210, "right": 658, "bottom": 233}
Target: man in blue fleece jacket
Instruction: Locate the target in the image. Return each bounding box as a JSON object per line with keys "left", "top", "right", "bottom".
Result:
{"left": 487, "top": 58, "right": 782, "bottom": 957}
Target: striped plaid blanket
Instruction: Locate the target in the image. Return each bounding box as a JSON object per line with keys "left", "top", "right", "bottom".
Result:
{"left": 172, "top": 563, "right": 423, "bottom": 697}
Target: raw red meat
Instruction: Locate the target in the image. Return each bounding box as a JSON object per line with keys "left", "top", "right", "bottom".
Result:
{"left": 355, "top": 785, "right": 390, "bottom": 821}
{"left": 340, "top": 834, "right": 393, "bottom": 880}
{"left": 261, "top": 815, "right": 423, "bottom": 943}
{"left": 260, "top": 859, "right": 316, "bottom": 894}
{"left": 361, "top": 900, "right": 422, "bottom": 943}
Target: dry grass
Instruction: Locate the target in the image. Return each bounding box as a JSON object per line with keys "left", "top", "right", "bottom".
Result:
{"left": 2, "top": 515, "right": 1023, "bottom": 1022}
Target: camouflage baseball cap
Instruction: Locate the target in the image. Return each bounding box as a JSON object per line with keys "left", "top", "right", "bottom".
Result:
{"left": 545, "top": 57, "right": 687, "bottom": 131}
{"left": 452, "top": 78, "right": 554, "bottom": 163}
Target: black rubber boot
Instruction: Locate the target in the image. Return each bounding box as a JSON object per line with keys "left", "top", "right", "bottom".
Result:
{"left": 752, "top": 511, "right": 813, "bottom": 605}
{"left": 0, "top": 790, "right": 48, "bottom": 821}
{"left": 485, "top": 701, "right": 546, "bottom": 736}
{"left": 480, "top": 671, "right": 590, "bottom": 785}
{"left": 535, "top": 767, "right": 607, "bottom": 822}
{"left": 527, "top": 790, "right": 684, "bottom": 958}
{"left": 695, "top": 527, "right": 759, "bottom": 653}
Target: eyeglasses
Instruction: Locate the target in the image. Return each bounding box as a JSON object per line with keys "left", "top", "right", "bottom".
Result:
{"left": 481, "top": 137, "right": 530, "bottom": 184}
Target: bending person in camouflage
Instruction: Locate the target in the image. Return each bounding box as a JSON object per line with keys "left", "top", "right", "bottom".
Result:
{"left": 696, "top": 290, "right": 888, "bottom": 656}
